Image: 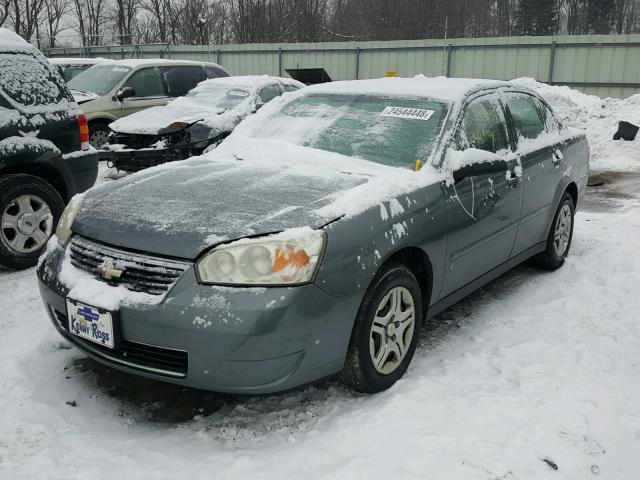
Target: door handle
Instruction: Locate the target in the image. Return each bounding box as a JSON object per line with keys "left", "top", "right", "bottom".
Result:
{"left": 552, "top": 149, "right": 563, "bottom": 166}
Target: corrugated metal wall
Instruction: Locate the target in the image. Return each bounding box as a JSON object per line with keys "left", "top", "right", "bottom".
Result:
{"left": 46, "top": 34, "right": 640, "bottom": 98}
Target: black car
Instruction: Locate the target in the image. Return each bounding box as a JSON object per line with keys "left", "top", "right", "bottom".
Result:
{"left": 0, "top": 28, "right": 98, "bottom": 270}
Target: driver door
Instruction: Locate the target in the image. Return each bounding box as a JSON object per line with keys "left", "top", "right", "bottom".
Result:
{"left": 118, "top": 67, "right": 169, "bottom": 118}
{"left": 440, "top": 92, "right": 523, "bottom": 298}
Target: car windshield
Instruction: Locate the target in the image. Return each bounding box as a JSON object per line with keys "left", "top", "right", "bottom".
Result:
{"left": 250, "top": 94, "right": 448, "bottom": 168}
{"left": 173, "top": 84, "right": 253, "bottom": 110}
{"left": 68, "top": 64, "right": 131, "bottom": 95}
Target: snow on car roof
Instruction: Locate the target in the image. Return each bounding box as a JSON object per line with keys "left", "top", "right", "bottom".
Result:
{"left": 305, "top": 75, "right": 507, "bottom": 102}
{"left": 95, "top": 58, "right": 226, "bottom": 69}
{"left": 48, "top": 57, "right": 110, "bottom": 65}
{"left": 0, "top": 28, "right": 39, "bottom": 54}
{"left": 192, "top": 75, "right": 305, "bottom": 92}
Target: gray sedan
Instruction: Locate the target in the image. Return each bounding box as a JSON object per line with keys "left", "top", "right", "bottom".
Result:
{"left": 37, "top": 77, "right": 589, "bottom": 394}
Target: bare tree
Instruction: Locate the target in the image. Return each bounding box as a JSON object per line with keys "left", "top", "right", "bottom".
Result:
{"left": 111, "top": 0, "right": 139, "bottom": 44}
{"left": 9, "top": 0, "right": 46, "bottom": 41}
{"left": 73, "top": 0, "right": 108, "bottom": 45}
{"left": 41, "top": 0, "right": 71, "bottom": 47}
{"left": 0, "top": 0, "right": 10, "bottom": 27}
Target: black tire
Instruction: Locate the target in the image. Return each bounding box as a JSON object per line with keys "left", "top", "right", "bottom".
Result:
{"left": 340, "top": 262, "right": 422, "bottom": 393}
{"left": 89, "top": 121, "right": 111, "bottom": 148}
{"left": 534, "top": 192, "right": 575, "bottom": 271}
{"left": 0, "top": 174, "right": 65, "bottom": 271}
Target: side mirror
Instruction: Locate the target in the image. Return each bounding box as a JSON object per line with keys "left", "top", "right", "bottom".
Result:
{"left": 114, "top": 86, "right": 135, "bottom": 101}
{"left": 448, "top": 148, "right": 509, "bottom": 183}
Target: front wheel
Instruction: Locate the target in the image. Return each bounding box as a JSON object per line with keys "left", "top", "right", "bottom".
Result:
{"left": 89, "top": 121, "right": 111, "bottom": 148}
{"left": 0, "top": 174, "right": 65, "bottom": 270}
{"left": 534, "top": 192, "right": 575, "bottom": 271}
{"left": 340, "top": 263, "right": 422, "bottom": 393}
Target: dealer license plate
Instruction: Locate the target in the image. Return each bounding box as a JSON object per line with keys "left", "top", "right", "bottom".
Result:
{"left": 66, "top": 300, "right": 115, "bottom": 349}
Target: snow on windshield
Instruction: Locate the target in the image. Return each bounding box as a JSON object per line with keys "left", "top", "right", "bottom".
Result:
{"left": 68, "top": 64, "right": 131, "bottom": 95}
{"left": 248, "top": 94, "right": 448, "bottom": 169}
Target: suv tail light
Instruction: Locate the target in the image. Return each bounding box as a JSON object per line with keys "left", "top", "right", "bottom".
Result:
{"left": 77, "top": 113, "right": 90, "bottom": 150}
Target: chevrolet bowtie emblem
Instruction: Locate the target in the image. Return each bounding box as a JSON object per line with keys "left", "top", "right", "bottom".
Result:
{"left": 96, "top": 261, "right": 124, "bottom": 280}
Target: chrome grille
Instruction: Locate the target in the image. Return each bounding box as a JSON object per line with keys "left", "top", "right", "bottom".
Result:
{"left": 69, "top": 236, "right": 190, "bottom": 295}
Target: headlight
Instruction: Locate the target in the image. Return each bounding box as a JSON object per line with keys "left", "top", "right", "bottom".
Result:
{"left": 196, "top": 229, "right": 325, "bottom": 286}
{"left": 56, "top": 195, "right": 83, "bottom": 247}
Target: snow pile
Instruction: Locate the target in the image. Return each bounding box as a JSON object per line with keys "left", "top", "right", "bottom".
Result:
{"left": 514, "top": 78, "right": 640, "bottom": 172}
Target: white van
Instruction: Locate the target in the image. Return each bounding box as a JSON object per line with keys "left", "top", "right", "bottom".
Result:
{"left": 66, "top": 59, "right": 230, "bottom": 147}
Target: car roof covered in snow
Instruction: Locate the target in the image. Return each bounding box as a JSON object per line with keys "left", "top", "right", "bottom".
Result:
{"left": 194, "top": 75, "right": 305, "bottom": 91}
{"left": 304, "top": 75, "right": 508, "bottom": 102}
{"left": 48, "top": 57, "right": 110, "bottom": 65}
{"left": 0, "top": 28, "right": 39, "bottom": 54}
{"left": 94, "top": 58, "right": 227, "bottom": 70}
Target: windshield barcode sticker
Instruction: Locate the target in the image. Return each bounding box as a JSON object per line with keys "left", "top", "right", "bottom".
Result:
{"left": 380, "top": 106, "right": 434, "bottom": 121}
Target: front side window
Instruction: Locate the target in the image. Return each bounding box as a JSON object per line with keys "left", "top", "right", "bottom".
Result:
{"left": 249, "top": 94, "right": 448, "bottom": 168}
{"left": 123, "top": 68, "right": 166, "bottom": 98}
{"left": 68, "top": 64, "right": 131, "bottom": 96}
{"left": 161, "top": 66, "right": 206, "bottom": 97}
{"left": 460, "top": 96, "right": 509, "bottom": 154}
{"left": 505, "top": 92, "right": 546, "bottom": 140}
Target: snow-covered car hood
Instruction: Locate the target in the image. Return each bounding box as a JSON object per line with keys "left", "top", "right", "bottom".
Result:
{"left": 73, "top": 138, "right": 434, "bottom": 259}
{"left": 109, "top": 105, "right": 224, "bottom": 135}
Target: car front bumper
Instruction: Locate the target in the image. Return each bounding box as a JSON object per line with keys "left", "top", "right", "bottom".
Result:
{"left": 98, "top": 145, "right": 201, "bottom": 172}
{"left": 37, "top": 242, "right": 360, "bottom": 394}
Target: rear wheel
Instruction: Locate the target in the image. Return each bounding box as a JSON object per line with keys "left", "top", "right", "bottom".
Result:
{"left": 89, "top": 121, "right": 111, "bottom": 148}
{"left": 0, "top": 174, "right": 64, "bottom": 270}
{"left": 340, "top": 263, "right": 422, "bottom": 393}
{"left": 534, "top": 192, "right": 575, "bottom": 271}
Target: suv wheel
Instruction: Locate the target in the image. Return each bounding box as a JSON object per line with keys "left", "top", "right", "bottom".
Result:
{"left": 340, "top": 263, "right": 422, "bottom": 393}
{"left": 0, "top": 174, "right": 65, "bottom": 270}
{"left": 89, "top": 121, "right": 111, "bottom": 148}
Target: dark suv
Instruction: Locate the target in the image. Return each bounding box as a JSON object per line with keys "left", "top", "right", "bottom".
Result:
{"left": 0, "top": 28, "right": 98, "bottom": 270}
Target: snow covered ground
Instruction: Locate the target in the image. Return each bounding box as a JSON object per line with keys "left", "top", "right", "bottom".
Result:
{"left": 1, "top": 80, "right": 640, "bottom": 479}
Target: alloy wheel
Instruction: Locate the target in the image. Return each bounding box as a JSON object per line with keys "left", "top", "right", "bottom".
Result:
{"left": 1, "top": 194, "right": 53, "bottom": 253}
{"left": 553, "top": 204, "right": 572, "bottom": 257}
{"left": 369, "top": 286, "right": 416, "bottom": 375}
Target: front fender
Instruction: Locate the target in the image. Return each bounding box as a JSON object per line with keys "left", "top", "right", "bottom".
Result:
{"left": 315, "top": 183, "right": 447, "bottom": 304}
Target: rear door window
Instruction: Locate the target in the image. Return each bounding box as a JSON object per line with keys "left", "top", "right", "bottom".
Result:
{"left": 538, "top": 101, "right": 560, "bottom": 132}
{"left": 504, "top": 92, "right": 546, "bottom": 139}
{"left": 123, "top": 67, "right": 167, "bottom": 99}
{"left": 161, "top": 66, "right": 206, "bottom": 97}
{"left": 205, "top": 66, "right": 229, "bottom": 79}
{"left": 283, "top": 84, "right": 301, "bottom": 93}
{"left": 460, "top": 96, "right": 510, "bottom": 154}
{"left": 0, "top": 53, "right": 69, "bottom": 107}
{"left": 258, "top": 84, "right": 281, "bottom": 104}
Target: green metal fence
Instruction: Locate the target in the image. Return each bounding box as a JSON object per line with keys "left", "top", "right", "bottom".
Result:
{"left": 45, "top": 34, "right": 640, "bottom": 98}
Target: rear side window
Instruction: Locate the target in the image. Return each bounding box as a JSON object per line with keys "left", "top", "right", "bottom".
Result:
{"left": 123, "top": 68, "right": 166, "bottom": 98}
{"left": 205, "top": 66, "right": 228, "bottom": 79}
{"left": 0, "top": 53, "right": 68, "bottom": 107}
{"left": 283, "top": 84, "right": 301, "bottom": 93}
{"left": 505, "top": 92, "right": 546, "bottom": 139}
{"left": 460, "top": 96, "right": 509, "bottom": 154}
{"left": 259, "top": 84, "right": 281, "bottom": 103}
{"left": 162, "top": 66, "right": 206, "bottom": 97}
{"left": 539, "top": 101, "right": 560, "bottom": 132}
